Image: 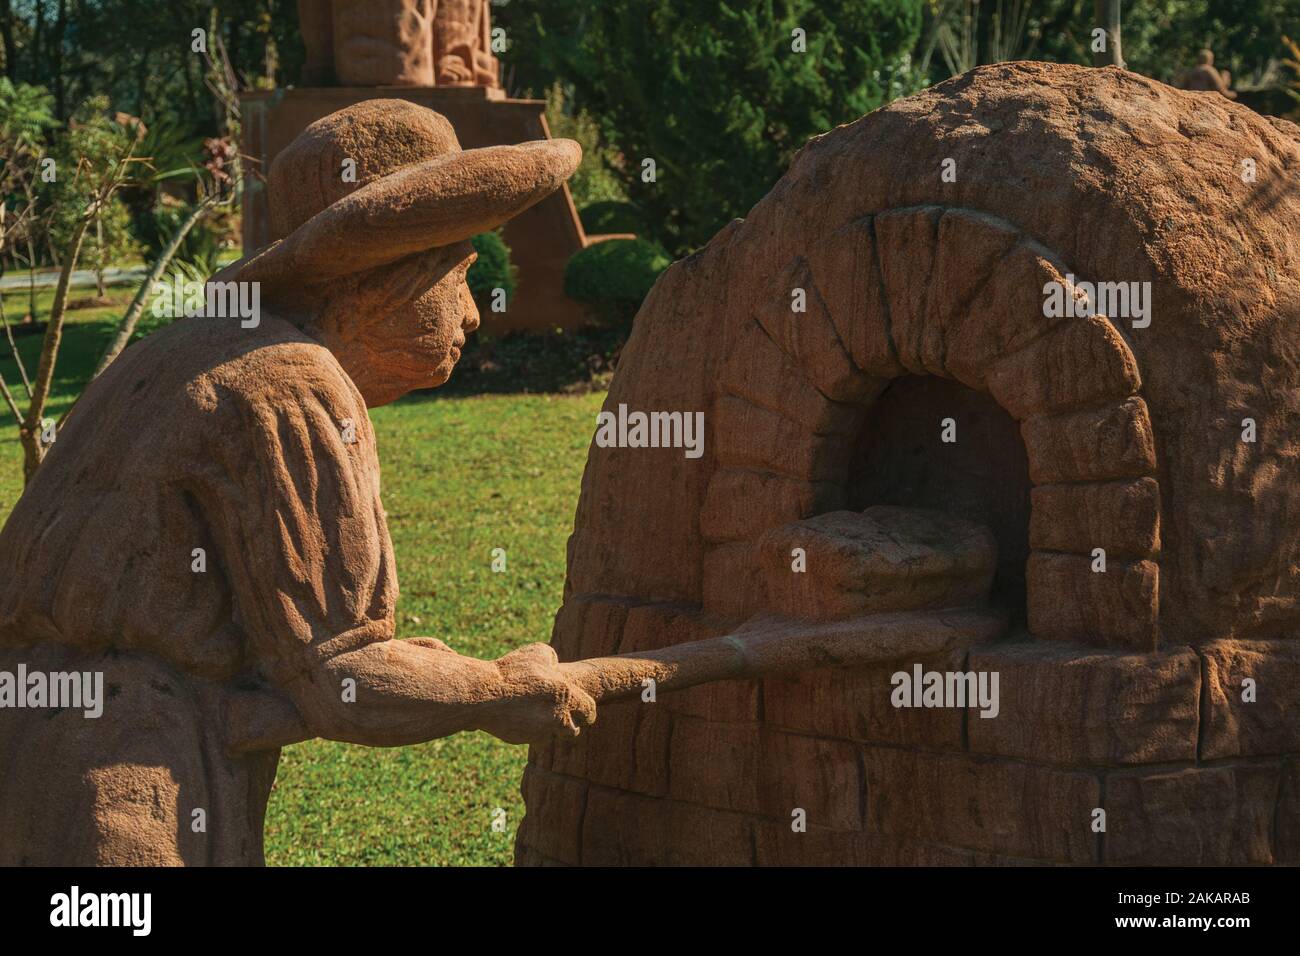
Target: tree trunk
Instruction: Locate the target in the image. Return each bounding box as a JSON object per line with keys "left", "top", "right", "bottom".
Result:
{"left": 95, "top": 216, "right": 105, "bottom": 297}
{"left": 1093, "top": 0, "right": 1123, "bottom": 68}
{"left": 25, "top": 239, "right": 38, "bottom": 319}
{"left": 0, "top": 0, "right": 16, "bottom": 79}
{"left": 22, "top": 215, "right": 90, "bottom": 483}
{"left": 52, "top": 0, "right": 68, "bottom": 120}
{"left": 32, "top": 0, "right": 44, "bottom": 80}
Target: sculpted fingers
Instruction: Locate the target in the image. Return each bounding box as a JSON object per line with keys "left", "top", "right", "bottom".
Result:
{"left": 407, "top": 637, "right": 454, "bottom": 653}
{"left": 568, "top": 685, "right": 597, "bottom": 733}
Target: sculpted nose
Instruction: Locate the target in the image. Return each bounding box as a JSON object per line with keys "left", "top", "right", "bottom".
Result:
{"left": 461, "top": 283, "right": 480, "bottom": 334}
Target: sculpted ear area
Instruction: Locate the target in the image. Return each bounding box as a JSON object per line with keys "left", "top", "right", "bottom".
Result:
{"left": 305, "top": 259, "right": 428, "bottom": 345}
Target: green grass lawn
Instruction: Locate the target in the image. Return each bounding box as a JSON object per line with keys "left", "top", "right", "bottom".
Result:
{"left": 0, "top": 285, "right": 604, "bottom": 866}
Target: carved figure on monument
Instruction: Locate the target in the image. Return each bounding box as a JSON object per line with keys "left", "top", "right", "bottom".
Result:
{"left": 297, "top": 0, "right": 500, "bottom": 89}
{"left": 433, "top": 0, "right": 500, "bottom": 88}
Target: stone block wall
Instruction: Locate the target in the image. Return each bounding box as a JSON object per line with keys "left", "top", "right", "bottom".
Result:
{"left": 516, "top": 597, "right": 1299, "bottom": 865}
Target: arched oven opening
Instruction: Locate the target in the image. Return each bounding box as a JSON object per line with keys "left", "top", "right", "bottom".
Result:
{"left": 846, "top": 375, "right": 1032, "bottom": 625}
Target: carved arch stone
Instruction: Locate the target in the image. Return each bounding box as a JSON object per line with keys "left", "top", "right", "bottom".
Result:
{"left": 699, "top": 207, "right": 1160, "bottom": 649}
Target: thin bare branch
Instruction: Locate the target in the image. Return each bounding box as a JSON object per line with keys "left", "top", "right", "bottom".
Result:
{"left": 0, "top": 292, "right": 32, "bottom": 398}
{"left": 0, "top": 369, "right": 23, "bottom": 428}
{"left": 91, "top": 192, "right": 221, "bottom": 382}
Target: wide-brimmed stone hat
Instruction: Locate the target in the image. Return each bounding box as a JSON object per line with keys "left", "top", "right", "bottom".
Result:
{"left": 224, "top": 99, "right": 581, "bottom": 292}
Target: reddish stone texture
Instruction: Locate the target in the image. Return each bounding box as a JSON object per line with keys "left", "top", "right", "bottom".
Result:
{"left": 1276, "top": 759, "right": 1300, "bottom": 863}
{"left": 754, "top": 823, "right": 977, "bottom": 867}
{"left": 547, "top": 700, "right": 673, "bottom": 797}
{"left": 580, "top": 786, "right": 754, "bottom": 867}
{"left": 1026, "top": 553, "right": 1159, "bottom": 650}
{"left": 757, "top": 507, "right": 997, "bottom": 621}
{"left": 763, "top": 646, "right": 968, "bottom": 749}
{"left": 1200, "top": 639, "right": 1300, "bottom": 759}
{"left": 1021, "top": 398, "right": 1158, "bottom": 485}
{"left": 666, "top": 719, "right": 864, "bottom": 830}
{"left": 1103, "top": 766, "right": 1279, "bottom": 865}
{"left": 864, "top": 749, "right": 1101, "bottom": 863}
{"left": 1030, "top": 478, "right": 1161, "bottom": 559}
{"left": 516, "top": 767, "right": 588, "bottom": 866}
{"left": 519, "top": 63, "right": 1300, "bottom": 866}
{"left": 968, "top": 642, "right": 1200, "bottom": 766}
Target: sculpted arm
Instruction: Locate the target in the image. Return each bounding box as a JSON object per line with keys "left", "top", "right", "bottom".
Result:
{"left": 292, "top": 637, "right": 593, "bottom": 747}
{"left": 204, "top": 370, "right": 593, "bottom": 750}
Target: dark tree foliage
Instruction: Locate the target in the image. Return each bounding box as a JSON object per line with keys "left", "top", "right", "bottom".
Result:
{"left": 3, "top": 0, "right": 1297, "bottom": 261}
{"left": 503, "top": 0, "right": 923, "bottom": 256}
{"left": 1029, "top": 0, "right": 1300, "bottom": 85}
{"left": 501, "top": 0, "right": 1299, "bottom": 255}
{"left": 2, "top": 0, "right": 304, "bottom": 128}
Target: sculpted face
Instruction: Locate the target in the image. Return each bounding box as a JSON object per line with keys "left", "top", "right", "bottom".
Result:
{"left": 309, "top": 240, "right": 481, "bottom": 406}
{"left": 252, "top": 101, "right": 579, "bottom": 407}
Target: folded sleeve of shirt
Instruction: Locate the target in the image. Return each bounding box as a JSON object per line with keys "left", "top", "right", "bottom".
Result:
{"left": 192, "top": 343, "right": 398, "bottom": 685}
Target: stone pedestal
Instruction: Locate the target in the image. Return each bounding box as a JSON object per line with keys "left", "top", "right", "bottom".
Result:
{"left": 239, "top": 86, "right": 591, "bottom": 333}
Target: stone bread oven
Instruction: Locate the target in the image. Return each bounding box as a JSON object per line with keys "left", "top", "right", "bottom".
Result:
{"left": 516, "top": 62, "right": 1300, "bottom": 866}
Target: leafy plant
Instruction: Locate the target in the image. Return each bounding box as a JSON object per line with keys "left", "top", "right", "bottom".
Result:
{"left": 543, "top": 82, "right": 627, "bottom": 208}
{"left": 513, "top": 0, "right": 924, "bottom": 257}
{"left": 1282, "top": 35, "right": 1300, "bottom": 110}
{"left": 0, "top": 79, "right": 57, "bottom": 152}
{"left": 579, "top": 200, "right": 647, "bottom": 237}
{"left": 467, "top": 230, "right": 518, "bottom": 308}
{"left": 564, "top": 237, "right": 671, "bottom": 322}
{"left": 0, "top": 80, "right": 57, "bottom": 318}
{"left": 0, "top": 95, "right": 153, "bottom": 481}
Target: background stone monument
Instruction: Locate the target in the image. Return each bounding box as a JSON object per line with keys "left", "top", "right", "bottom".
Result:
{"left": 240, "top": 0, "right": 599, "bottom": 333}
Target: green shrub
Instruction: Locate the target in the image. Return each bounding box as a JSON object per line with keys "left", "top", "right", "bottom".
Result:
{"left": 564, "top": 237, "right": 670, "bottom": 322}
{"left": 517, "top": 0, "right": 923, "bottom": 256}
{"left": 49, "top": 191, "right": 141, "bottom": 274}
{"left": 45, "top": 98, "right": 145, "bottom": 272}
{"left": 142, "top": 203, "right": 224, "bottom": 279}
{"left": 466, "top": 230, "right": 516, "bottom": 308}
{"left": 579, "top": 200, "right": 646, "bottom": 237}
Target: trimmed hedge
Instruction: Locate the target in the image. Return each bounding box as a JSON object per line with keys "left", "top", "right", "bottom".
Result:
{"left": 564, "top": 237, "right": 670, "bottom": 322}
{"left": 579, "top": 200, "right": 646, "bottom": 237}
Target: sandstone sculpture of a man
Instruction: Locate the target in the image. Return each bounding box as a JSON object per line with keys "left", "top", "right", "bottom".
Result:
{"left": 1175, "top": 48, "right": 1237, "bottom": 99}
{"left": 0, "top": 100, "right": 595, "bottom": 865}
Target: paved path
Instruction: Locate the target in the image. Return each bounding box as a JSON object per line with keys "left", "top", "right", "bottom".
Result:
{"left": 0, "top": 266, "right": 147, "bottom": 291}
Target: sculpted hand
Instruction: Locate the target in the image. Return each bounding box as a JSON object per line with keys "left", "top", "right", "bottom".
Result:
{"left": 481, "top": 644, "right": 597, "bottom": 744}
